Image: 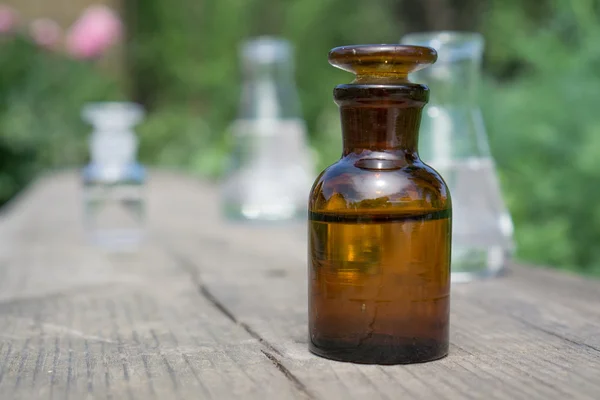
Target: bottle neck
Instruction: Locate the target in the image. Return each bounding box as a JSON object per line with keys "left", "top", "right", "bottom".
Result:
{"left": 340, "top": 106, "right": 423, "bottom": 157}
{"left": 335, "top": 84, "right": 428, "bottom": 158}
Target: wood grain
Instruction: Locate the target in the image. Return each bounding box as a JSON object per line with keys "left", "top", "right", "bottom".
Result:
{"left": 0, "top": 171, "right": 599, "bottom": 400}
{"left": 0, "top": 173, "right": 305, "bottom": 400}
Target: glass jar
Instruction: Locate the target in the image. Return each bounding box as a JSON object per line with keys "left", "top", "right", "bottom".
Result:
{"left": 222, "top": 36, "right": 314, "bottom": 222}
{"left": 401, "top": 31, "right": 515, "bottom": 282}
{"left": 82, "top": 102, "right": 146, "bottom": 251}
{"left": 308, "top": 45, "right": 450, "bottom": 364}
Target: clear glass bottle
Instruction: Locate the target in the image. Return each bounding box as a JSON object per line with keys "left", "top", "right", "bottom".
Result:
{"left": 309, "top": 45, "right": 450, "bottom": 364}
{"left": 82, "top": 102, "right": 146, "bottom": 251}
{"left": 401, "top": 31, "right": 515, "bottom": 282}
{"left": 222, "top": 36, "right": 314, "bottom": 222}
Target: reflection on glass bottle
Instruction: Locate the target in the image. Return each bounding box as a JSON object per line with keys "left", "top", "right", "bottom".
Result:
{"left": 401, "top": 31, "right": 515, "bottom": 282}
{"left": 82, "top": 102, "right": 146, "bottom": 251}
{"left": 222, "top": 36, "right": 313, "bottom": 222}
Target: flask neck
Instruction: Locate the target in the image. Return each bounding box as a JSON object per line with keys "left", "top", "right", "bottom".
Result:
{"left": 335, "top": 84, "right": 428, "bottom": 158}
{"left": 402, "top": 31, "right": 484, "bottom": 108}
{"left": 239, "top": 36, "right": 301, "bottom": 120}
{"left": 240, "top": 61, "right": 301, "bottom": 120}
{"left": 412, "top": 58, "right": 481, "bottom": 107}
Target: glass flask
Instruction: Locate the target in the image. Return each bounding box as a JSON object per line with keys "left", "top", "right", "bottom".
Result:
{"left": 222, "top": 36, "right": 314, "bottom": 222}
{"left": 401, "top": 31, "right": 514, "bottom": 283}
{"left": 82, "top": 102, "right": 146, "bottom": 251}
{"left": 308, "top": 45, "right": 451, "bottom": 364}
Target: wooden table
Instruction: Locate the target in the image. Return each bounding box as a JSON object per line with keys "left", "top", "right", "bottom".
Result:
{"left": 0, "top": 172, "right": 598, "bottom": 400}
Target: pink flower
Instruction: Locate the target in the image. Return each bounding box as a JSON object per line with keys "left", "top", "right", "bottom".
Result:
{"left": 29, "top": 18, "right": 62, "bottom": 49}
{"left": 0, "top": 4, "right": 18, "bottom": 34}
{"left": 65, "top": 5, "right": 122, "bottom": 60}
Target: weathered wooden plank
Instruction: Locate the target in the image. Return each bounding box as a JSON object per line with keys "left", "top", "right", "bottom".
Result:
{"left": 0, "top": 250, "right": 306, "bottom": 399}
{"left": 453, "top": 268, "right": 600, "bottom": 352}
{"left": 0, "top": 173, "right": 306, "bottom": 400}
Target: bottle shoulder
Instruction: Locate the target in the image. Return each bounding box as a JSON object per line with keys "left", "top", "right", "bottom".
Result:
{"left": 309, "top": 157, "right": 450, "bottom": 214}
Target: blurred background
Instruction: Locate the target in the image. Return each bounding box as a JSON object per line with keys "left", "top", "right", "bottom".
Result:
{"left": 0, "top": 0, "right": 598, "bottom": 276}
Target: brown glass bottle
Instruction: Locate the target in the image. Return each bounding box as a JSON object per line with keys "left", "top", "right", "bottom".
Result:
{"left": 308, "top": 45, "right": 451, "bottom": 364}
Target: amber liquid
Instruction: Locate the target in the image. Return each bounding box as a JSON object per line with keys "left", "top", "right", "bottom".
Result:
{"left": 309, "top": 209, "right": 451, "bottom": 364}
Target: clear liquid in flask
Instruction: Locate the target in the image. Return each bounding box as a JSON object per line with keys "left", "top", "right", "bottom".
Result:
{"left": 433, "top": 157, "right": 513, "bottom": 282}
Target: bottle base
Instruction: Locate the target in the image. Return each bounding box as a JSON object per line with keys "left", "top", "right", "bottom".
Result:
{"left": 86, "top": 229, "right": 144, "bottom": 252}
{"left": 451, "top": 244, "right": 511, "bottom": 283}
{"left": 223, "top": 202, "right": 306, "bottom": 223}
{"left": 309, "top": 335, "right": 448, "bottom": 365}
{"left": 451, "top": 268, "right": 507, "bottom": 283}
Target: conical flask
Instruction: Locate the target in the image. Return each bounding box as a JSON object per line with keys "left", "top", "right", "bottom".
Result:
{"left": 222, "top": 36, "right": 314, "bottom": 222}
{"left": 401, "top": 31, "right": 515, "bottom": 282}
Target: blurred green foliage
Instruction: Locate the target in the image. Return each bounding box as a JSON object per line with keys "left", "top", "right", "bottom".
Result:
{"left": 0, "top": 37, "right": 122, "bottom": 204}
{"left": 481, "top": 0, "right": 600, "bottom": 275}
{"left": 127, "top": 0, "right": 399, "bottom": 175}
{"left": 1, "top": 0, "right": 600, "bottom": 275}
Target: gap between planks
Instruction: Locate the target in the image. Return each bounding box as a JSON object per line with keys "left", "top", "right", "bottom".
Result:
{"left": 167, "top": 250, "right": 315, "bottom": 400}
